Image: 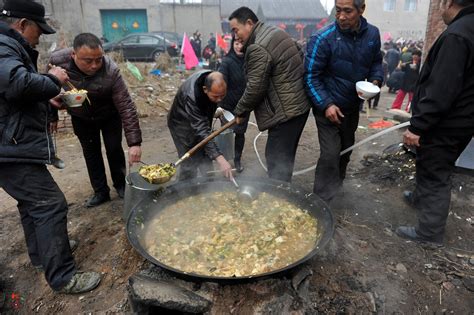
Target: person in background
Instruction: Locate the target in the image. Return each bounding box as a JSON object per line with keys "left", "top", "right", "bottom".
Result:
{"left": 191, "top": 31, "right": 202, "bottom": 60}
{"left": 368, "top": 50, "right": 388, "bottom": 110}
{"left": 0, "top": 0, "right": 100, "bottom": 294}
{"left": 167, "top": 71, "right": 233, "bottom": 180}
{"left": 229, "top": 7, "right": 311, "bottom": 183}
{"left": 398, "top": 0, "right": 474, "bottom": 246}
{"left": 49, "top": 33, "right": 142, "bottom": 208}
{"left": 208, "top": 32, "right": 216, "bottom": 51}
{"left": 208, "top": 49, "right": 220, "bottom": 70}
{"left": 304, "top": 0, "right": 383, "bottom": 203}
{"left": 218, "top": 36, "right": 248, "bottom": 173}
{"left": 390, "top": 50, "right": 422, "bottom": 112}
{"left": 385, "top": 43, "right": 400, "bottom": 78}
{"left": 400, "top": 46, "right": 413, "bottom": 63}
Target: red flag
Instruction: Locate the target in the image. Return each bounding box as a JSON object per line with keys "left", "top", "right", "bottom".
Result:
{"left": 216, "top": 32, "right": 228, "bottom": 51}
{"left": 181, "top": 33, "right": 199, "bottom": 70}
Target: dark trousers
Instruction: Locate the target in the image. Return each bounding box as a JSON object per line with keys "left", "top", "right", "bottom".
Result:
{"left": 313, "top": 110, "right": 359, "bottom": 202}
{"left": 170, "top": 134, "right": 214, "bottom": 181}
{"left": 0, "top": 163, "right": 76, "bottom": 290}
{"left": 72, "top": 115, "right": 126, "bottom": 194}
{"left": 232, "top": 114, "right": 249, "bottom": 162}
{"left": 368, "top": 93, "right": 381, "bottom": 109}
{"left": 234, "top": 133, "right": 245, "bottom": 162}
{"left": 265, "top": 112, "right": 309, "bottom": 182}
{"left": 412, "top": 134, "right": 472, "bottom": 241}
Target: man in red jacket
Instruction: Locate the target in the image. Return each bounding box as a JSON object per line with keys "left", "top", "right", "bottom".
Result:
{"left": 50, "top": 33, "right": 142, "bottom": 207}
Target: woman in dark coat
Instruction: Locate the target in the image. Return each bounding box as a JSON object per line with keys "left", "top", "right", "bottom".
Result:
{"left": 218, "top": 37, "right": 248, "bottom": 172}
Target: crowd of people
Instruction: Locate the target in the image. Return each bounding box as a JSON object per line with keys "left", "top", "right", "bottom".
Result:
{"left": 1, "top": 0, "right": 473, "bottom": 296}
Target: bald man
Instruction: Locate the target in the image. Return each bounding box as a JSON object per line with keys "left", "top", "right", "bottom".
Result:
{"left": 167, "top": 71, "right": 233, "bottom": 180}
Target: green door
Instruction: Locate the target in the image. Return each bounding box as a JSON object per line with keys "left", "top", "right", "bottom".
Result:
{"left": 101, "top": 9, "right": 148, "bottom": 43}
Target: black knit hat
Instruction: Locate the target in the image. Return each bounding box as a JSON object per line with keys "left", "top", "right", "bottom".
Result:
{"left": 1, "top": 0, "right": 55, "bottom": 34}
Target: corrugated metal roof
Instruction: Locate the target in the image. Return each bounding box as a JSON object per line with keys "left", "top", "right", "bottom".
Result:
{"left": 220, "top": 0, "right": 328, "bottom": 20}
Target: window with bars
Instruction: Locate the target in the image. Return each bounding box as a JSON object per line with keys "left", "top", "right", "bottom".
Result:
{"left": 384, "top": 0, "right": 396, "bottom": 12}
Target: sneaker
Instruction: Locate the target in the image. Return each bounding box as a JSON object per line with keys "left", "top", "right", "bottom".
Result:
{"left": 86, "top": 193, "right": 110, "bottom": 208}
{"left": 58, "top": 271, "right": 101, "bottom": 294}
{"left": 33, "top": 239, "right": 79, "bottom": 272}
{"left": 395, "top": 226, "right": 443, "bottom": 248}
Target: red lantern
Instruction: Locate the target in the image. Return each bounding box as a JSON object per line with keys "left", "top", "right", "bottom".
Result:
{"left": 295, "top": 23, "right": 305, "bottom": 31}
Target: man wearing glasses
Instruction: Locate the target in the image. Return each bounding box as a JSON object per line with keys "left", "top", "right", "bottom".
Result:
{"left": 0, "top": 0, "right": 100, "bottom": 293}
{"left": 50, "top": 33, "right": 143, "bottom": 207}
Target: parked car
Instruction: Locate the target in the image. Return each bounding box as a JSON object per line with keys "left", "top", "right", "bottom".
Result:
{"left": 153, "top": 31, "right": 183, "bottom": 50}
{"left": 103, "top": 32, "right": 179, "bottom": 61}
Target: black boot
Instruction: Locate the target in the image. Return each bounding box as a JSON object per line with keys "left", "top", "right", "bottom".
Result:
{"left": 86, "top": 192, "right": 110, "bottom": 208}
{"left": 395, "top": 226, "right": 443, "bottom": 247}
{"left": 234, "top": 159, "right": 244, "bottom": 173}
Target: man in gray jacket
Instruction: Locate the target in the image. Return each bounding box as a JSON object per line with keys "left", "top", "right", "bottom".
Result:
{"left": 229, "top": 7, "right": 311, "bottom": 182}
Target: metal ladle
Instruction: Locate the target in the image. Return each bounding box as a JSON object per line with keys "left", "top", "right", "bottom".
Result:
{"left": 145, "top": 119, "right": 237, "bottom": 184}
{"left": 230, "top": 177, "right": 257, "bottom": 201}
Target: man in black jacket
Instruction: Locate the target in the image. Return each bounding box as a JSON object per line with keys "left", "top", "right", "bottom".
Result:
{"left": 0, "top": 0, "right": 100, "bottom": 293}
{"left": 168, "top": 71, "right": 233, "bottom": 180}
{"left": 397, "top": 0, "right": 474, "bottom": 246}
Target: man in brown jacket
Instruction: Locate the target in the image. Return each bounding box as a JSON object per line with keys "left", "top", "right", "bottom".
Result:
{"left": 50, "top": 33, "right": 142, "bottom": 207}
{"left": 229, "top": 7, "right": 311, "bottom": 182}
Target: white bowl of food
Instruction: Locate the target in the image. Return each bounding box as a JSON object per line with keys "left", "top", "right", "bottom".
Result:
{"left": 61, "top": 89, "right": 88, "bottom": 107}
{"left": 356, "top": 81, "right": 381, "bottom": 100}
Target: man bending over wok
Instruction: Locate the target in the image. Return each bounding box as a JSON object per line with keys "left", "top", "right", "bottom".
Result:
{"left": 168, "top": 71, "right": 234, "bottom": 180}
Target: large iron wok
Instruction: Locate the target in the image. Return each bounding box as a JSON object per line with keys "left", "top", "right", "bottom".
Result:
{"left": 126, "top": 177, "right": 334, "bottom": 282}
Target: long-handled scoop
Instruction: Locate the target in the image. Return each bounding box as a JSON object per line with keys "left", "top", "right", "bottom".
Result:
{"left": 174, "top": 118, "right": 236, "bottom": 167}
{"left": 144, "top": 119, "right": 237, "bottom": 184}
{"left": 230, "top": 177, "right": 257, "bottom": 201}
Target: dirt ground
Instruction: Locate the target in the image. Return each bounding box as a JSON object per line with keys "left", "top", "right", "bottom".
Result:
{"left": 1, "top": 77, "right": 473, "bottom": 314}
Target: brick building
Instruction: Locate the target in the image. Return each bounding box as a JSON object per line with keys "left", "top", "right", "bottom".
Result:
{"left": 424, "top": 0, "right": 447, "bottom": 53}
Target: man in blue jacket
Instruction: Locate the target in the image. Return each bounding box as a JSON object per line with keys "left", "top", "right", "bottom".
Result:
{"left": 304, "top": 0, "right": 383, "bottom": 203}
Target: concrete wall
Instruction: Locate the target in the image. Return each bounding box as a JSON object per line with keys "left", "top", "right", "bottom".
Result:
{"left": 364, "top": 0, "right": 430, "bottom": 41}
{"left": 158, "top": 4, "right": 221, "bottom": 42}
{"left": 39, "top": 0, "right": 220, "bottom": 46}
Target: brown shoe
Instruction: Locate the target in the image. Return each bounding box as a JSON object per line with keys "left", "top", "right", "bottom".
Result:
{"left": 58, "top": 271, "right": 101, "bottom": 294}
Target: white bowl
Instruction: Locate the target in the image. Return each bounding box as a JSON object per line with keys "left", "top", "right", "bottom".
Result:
{"left": 61, "top": 92, "right": 87, "bottom": 108}
{"left": 356, "top": 81, "right": 381, "bottom": 100}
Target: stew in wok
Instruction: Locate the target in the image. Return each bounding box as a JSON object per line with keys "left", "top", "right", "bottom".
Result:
{"left": 144, "top": 191, "right": 319, "bottom": 277}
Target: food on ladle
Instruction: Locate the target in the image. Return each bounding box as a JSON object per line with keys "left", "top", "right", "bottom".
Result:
{"left": 138, "top": 163, "right": 177, "bottom": 184}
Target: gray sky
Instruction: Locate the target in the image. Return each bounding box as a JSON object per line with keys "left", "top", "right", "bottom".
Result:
{"left": 321, "top": 0, "right": 335, "bottom": 14}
